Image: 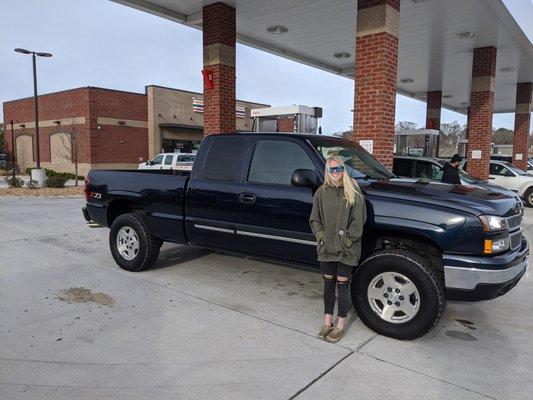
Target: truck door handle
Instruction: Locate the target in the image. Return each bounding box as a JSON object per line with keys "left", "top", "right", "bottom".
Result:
{"left": 239, "top": 193, "right": 256, "bottom": 204}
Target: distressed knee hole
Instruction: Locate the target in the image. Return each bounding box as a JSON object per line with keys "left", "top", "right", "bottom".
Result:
{"left": 336, "top": 278, "right": 348, "bottom": 284}
{"left": 323, "top": 274, "right": 334, "bottom": 281}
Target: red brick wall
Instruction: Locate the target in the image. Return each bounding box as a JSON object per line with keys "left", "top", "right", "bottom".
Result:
{"left": 354, "top": 31, "right": 399, "bottom": 170}
{"left": 466, "top": 47, "right": 496, "bottom": 180}
{"left": 203, "top": 2, "right": 236, "bottom": 135}
{"left": 90, "top": 87, "right": 148, "bottom": 163}
{"left": 472, "top": 47, "right": 497, "bottom": 78}
{"left": 3, "top": 87, "right": 91, "bottom": 165}
{"left": 203, "top": 2, "right": 236, "bottom": 46}
{"left": 512, "top": 82, "right": 532, "bottom": 171}
{"left": 2, "top": 87, "right": 148, "bottom": 168}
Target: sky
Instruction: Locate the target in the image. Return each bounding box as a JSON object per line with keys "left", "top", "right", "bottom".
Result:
{"left": 0, "top": 0, "right": 532, "bottom": 133}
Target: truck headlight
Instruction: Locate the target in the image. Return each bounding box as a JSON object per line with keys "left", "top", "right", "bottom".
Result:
{"left": 484, "top": 237, "right": 510, "bottom": 254}
{"left": 479, "top": 215, "right": 508, "bottom": 232}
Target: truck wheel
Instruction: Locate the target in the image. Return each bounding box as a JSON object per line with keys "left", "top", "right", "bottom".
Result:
{"left": 109, "top": 213, "right": 161, "bottom": 272}
{"left": 352, "top": 249, "right": 445, "bottom": 340}
{"left": 524, "top": 188, "right": 533, "bottom": 207}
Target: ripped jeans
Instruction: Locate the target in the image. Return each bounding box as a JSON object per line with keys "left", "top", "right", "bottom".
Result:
{"left": 320, "top": 262, "right": 353, "bottom": 318}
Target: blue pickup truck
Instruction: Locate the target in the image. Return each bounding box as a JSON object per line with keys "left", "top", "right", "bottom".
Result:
{"left": 83, "top": 133, "right": 529, "bottom": 339}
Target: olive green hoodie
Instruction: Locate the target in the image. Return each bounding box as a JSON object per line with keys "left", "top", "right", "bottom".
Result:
{"left": 309, "top": 184, "right": 367, "bottom": 266}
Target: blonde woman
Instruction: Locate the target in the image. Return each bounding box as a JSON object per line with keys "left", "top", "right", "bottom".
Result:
{"left": 309, "top": 155, "right": 367, "bottom": 343}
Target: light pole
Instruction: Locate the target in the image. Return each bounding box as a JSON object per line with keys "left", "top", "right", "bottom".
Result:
{"left": 10, "top": 120, "right": 16, "bottom": 181}
{"left": 14, "top": 48, "right": 52, "bottom": 186}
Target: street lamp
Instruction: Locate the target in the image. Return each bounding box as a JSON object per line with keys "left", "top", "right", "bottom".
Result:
{"left": 14, "top": 48, "right": 52, "bottom": 186}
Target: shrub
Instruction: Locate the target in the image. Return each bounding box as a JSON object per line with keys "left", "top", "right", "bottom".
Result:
{"left": 24, "top": 168, "right": 84, "bottom": 180}
{"left": 5, "top": 176, "right": 24, "bottom": 188}
{"left": 27, "top": 179, "right": 40, "bottom": 189}
{"left": 46, "top": 175, "right": 69, "bottom": 188}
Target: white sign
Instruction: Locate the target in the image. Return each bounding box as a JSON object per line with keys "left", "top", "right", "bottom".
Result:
{"left": 516, "top": 153, "right": 523, "bottom": 160}
{"left": 359, "top": 139, "right": 374, "bottom": 154}
{"left": 471, "top": 150, "right": 482, "bottom": 159}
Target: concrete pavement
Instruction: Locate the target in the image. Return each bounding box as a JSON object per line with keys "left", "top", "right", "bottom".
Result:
{"left": 0, "top": 197, "right": 531, "bottom": 399}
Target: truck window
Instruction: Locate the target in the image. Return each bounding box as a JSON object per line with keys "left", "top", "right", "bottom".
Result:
{"left": 164, "top": 155, "right": 173, "bottom": 165}
{"left": 393, "top": 158, "right": 413, "bottom": 177}
{"left": 203, "top": 138, "right": 246, "bottom": 181}
{"left": 414, "top": 161, "right": 432, "bottom": 179}
{"left": 152, "top": 154, "right": 164, "bottom": 165}
{"left": 431, "top": 163, "right": 444, "bottom": 181}
{"left": 248, "top": 140, "right": 315, "bottom": 185}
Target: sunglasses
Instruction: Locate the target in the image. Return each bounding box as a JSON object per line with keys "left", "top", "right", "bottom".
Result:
{"left": 328, "top": 165, "right": 345, "bottom": 174}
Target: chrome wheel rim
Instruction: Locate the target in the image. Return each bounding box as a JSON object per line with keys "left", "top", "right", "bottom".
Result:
{"left": 528, "top": 193, "right": 533, "bottom": 206}
{"left": 367, "top": 272, "right": 420, "bottom": 324}
{"left": 116, "top": 226, "right": 140, "bottom": 261}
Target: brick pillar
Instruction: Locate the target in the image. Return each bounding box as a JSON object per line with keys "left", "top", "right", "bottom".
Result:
{"left": 354, "top": 0, "right": 400, "bottom": 170}
{"left": 202, "top": 2, "right": 236, "bottom": 135}
{"left": 466, "top": 46, "right": 497, "bottom": 180}
{"left": 426, "top": 91, "right": 442, "bottom": 156}
{"left": 512, "top": 82, "right": 532, "bottom": 171}
{"left": 426, "top": 91, "right": 442, "bottom": 130}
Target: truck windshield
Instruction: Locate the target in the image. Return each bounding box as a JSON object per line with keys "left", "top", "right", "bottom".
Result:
{"left": 308, "top": 138, "right": 394, "bottom": 180}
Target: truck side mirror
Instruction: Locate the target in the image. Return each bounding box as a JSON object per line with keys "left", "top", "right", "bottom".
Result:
{"left": 291, "top": 169, "right": 318, "bottom": 188}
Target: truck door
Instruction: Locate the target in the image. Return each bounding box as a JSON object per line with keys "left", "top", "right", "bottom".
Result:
{"left": 235, "top": 138, "right": 320, "bottom": 267}
{"left": 185, "top": 137, "right": 250, "bottom": 252}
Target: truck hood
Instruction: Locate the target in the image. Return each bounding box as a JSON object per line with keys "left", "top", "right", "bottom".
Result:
{"left": 361, "top": 178, "right": 520, "bottom": 217}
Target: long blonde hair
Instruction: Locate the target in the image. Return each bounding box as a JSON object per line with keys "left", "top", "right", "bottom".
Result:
{"left": 324, "top": 155, "right": 362, "bottom": 207}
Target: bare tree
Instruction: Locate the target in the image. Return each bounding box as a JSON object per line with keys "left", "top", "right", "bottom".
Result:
{"left": 57, "top": 119, "right": 81, "bottom": 186}
{"left": 395, "top": 121, "right": 419, "bottom": 133}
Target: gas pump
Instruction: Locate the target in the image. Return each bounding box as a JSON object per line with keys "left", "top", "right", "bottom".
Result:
{"left": 394, "top": 129, "right": 439, "bottom": 157}
{"left": 251, "top": 105, "right": 322, "bottom": 134}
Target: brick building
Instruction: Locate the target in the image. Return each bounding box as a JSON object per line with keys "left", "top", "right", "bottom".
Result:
{"left": 3, "top": 86, "right": 266, "bottom": 175}
{"left": 3, "top": 87, "right": 148, "bottom": 176}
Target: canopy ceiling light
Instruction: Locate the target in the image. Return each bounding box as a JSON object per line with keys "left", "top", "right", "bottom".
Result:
{"left": 267, "top": 25, "right": 288, "bottom": 34}
{"left": 456, "top": 31, "right": 475, "bottom": 39}
{"left": 334, "top": 52, "right": 351, "bottom": 59}
{"left": 499, "top": 66, "right": 515, "bottom": 73}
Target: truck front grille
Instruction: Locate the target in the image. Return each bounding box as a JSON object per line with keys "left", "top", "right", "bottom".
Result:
{"left": 507, "top": 213, "right": 522, "bottom": 231}
{"left": 506, "top": 212, "right": 522, "bottom": 251}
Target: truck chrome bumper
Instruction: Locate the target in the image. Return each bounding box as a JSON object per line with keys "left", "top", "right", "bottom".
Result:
{"left": 444, "top": 237, "right": 529, "bottom": 301}
{"left": 444, "top": 258, "right": 528, "bottom": 290}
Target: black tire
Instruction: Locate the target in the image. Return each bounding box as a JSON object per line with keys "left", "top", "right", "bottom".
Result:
{"left": 523, "top": 187, "right": 533, "bottom": 207}
{"left": 352, "top": 249, "right": 445, "bottom": 340}
{"left": 109, "top": 213, "right": 161, "bottom": 272}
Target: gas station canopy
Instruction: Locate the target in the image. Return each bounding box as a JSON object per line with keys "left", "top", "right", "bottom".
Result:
{"left": 113, "top": 0, "right": 533, "bottom": 114}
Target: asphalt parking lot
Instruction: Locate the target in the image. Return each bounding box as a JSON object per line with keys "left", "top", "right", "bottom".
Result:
{"left": 1, "top": 197, "right": 532, "bottom": 400}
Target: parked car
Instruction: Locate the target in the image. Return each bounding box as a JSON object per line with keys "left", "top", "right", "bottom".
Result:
{"left": 138, "top": 153, "right": 196, "bottom": 171}
{"left": 0, "top": 154, "right": 6, "bottom": 169}
{"left": 393, "top": 155, "right": 523, "bottom": 207}
{"left": 488, "top": 160, "right": 533, "bottom": 206}
{"left": 491, "top": 154, "right": 533, "bottom": 172}
{"left": 83, "top": 133, "right": 528, "bottom": 340}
